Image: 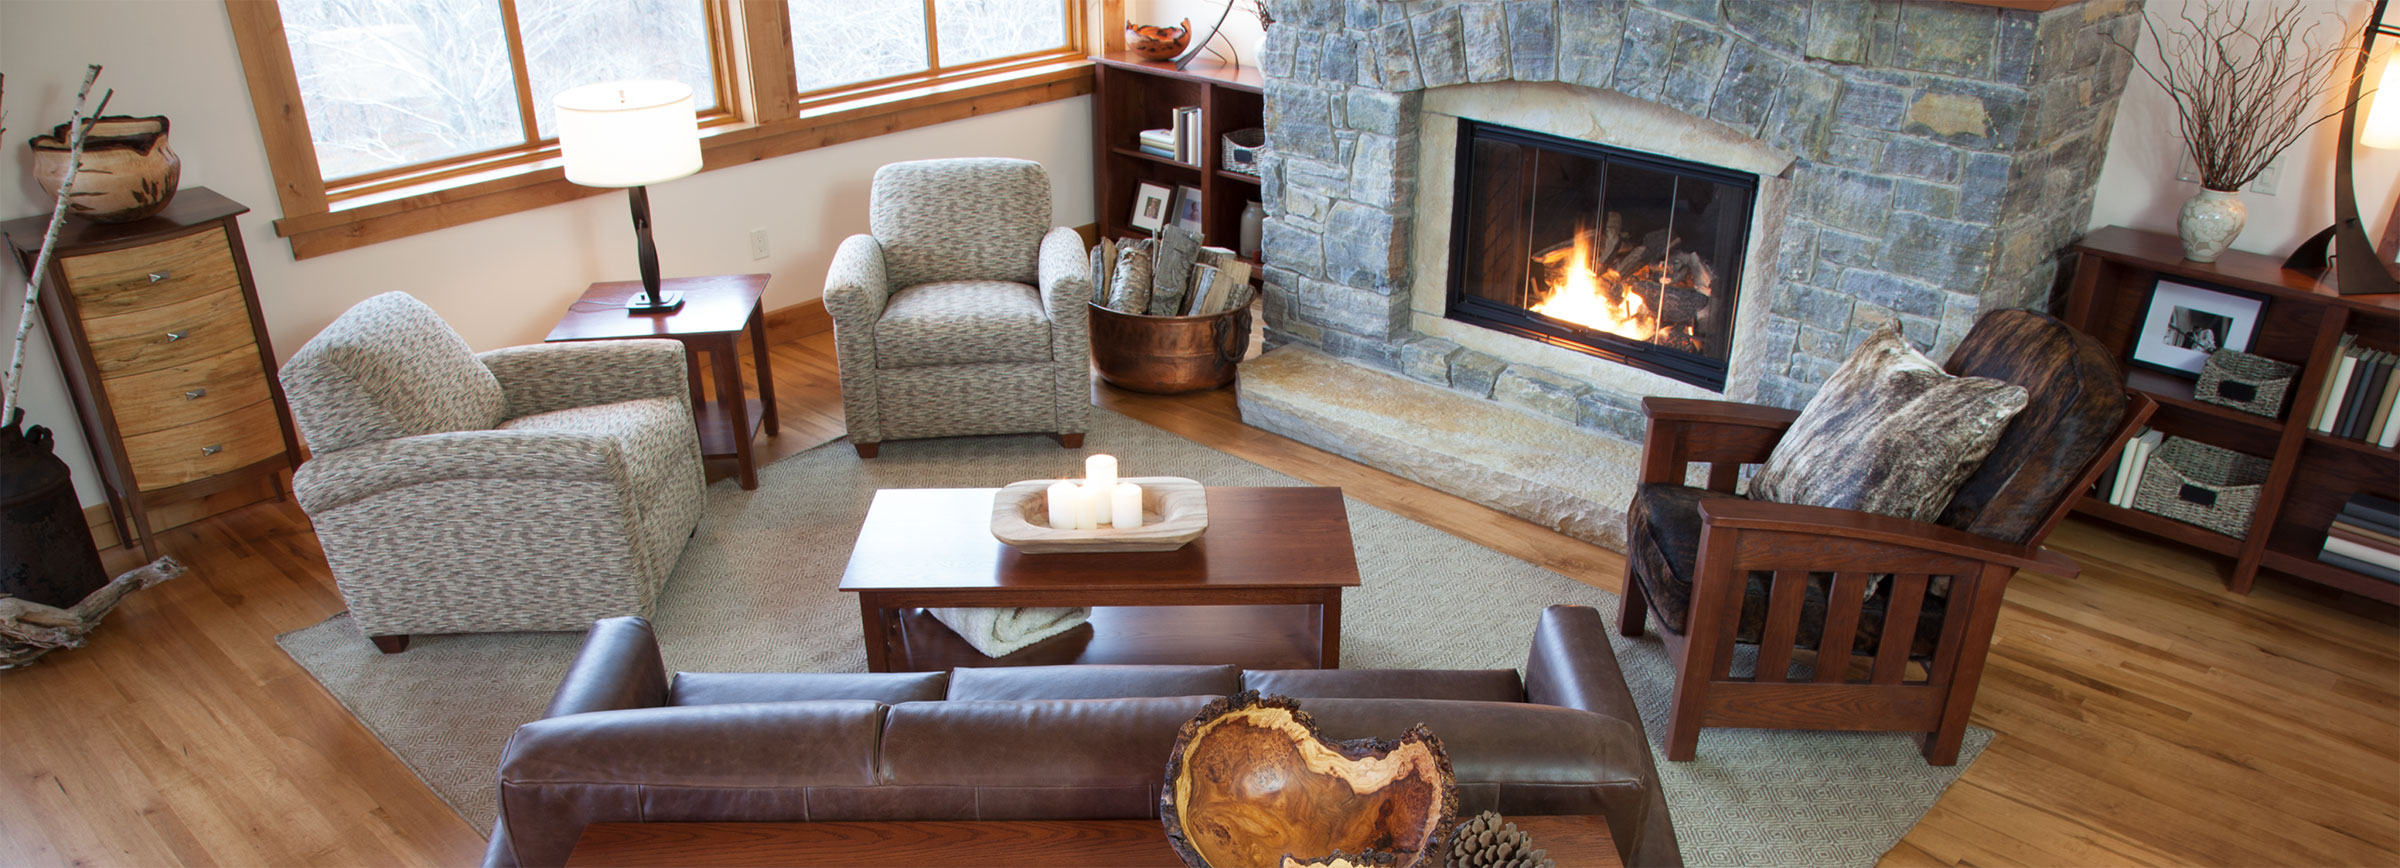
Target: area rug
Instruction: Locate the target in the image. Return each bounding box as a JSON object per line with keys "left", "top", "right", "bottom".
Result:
{"left": 279, "top": 409, "right": 1989, "bottom": 867}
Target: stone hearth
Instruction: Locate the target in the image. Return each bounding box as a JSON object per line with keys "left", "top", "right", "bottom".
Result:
{"left": 1237, "top": 0, "right": 2138, "bottom": 548}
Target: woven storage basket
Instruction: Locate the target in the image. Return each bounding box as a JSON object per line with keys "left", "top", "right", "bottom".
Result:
{"left": 2193, "top": 350, "right": 2297, "bottom": 418}
{"left": 1221, "top": 128, "right": 1265, "bottom": 176}
{"left": 2130, "top": 437, "right": 2273, "bottom": 537}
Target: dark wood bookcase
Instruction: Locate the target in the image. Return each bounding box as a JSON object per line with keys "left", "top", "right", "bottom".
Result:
{"left": 2063, "top": 226, "right": 2400, "bottom": 605}
{"left": 1090, "top": 52, "right": 1263, "bottom": 260}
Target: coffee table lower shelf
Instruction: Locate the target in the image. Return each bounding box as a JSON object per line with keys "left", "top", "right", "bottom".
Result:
{"left": 882, "top": 604, "right": 1329, "bottom": 671}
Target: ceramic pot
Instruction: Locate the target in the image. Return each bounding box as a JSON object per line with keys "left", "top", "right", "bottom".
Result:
{"left": 2177, "top": 187, "right": 2246, "bottom": 263}
{"left": 1126, "top": 19, "right": 1191, "bottom": 60}
{"left": 30, "top": 115, "right": 181, "bottom": 223}
{"left": 0, "top": 409, "right": 108, "bottom": 609}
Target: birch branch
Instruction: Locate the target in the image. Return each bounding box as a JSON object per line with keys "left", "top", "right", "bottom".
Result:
{"left": 2, "top": 64, "right": 108, "bottom": 422}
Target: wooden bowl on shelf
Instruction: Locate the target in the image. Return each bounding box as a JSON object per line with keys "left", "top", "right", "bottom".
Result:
{"left": 1125, "top": 19, "right": 1191, "bottom": 60}
{"left": 991, "top": 476, "right": 1207, "bottom": 553}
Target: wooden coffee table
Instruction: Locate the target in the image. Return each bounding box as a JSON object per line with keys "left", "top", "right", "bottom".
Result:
{"left": 839, "top": 487, "right": 1359, "bottom": 671}
{"left": 565, "top": 816, "right": 1623, "bottom": 866}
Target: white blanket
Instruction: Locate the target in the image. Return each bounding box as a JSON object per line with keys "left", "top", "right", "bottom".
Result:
{"left": 926, "top": 606, "right": 1092, "bottom": 658}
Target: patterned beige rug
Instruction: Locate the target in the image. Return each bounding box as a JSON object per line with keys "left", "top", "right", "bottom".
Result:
{"left": 279, "top": 409, "right": 1989, "bottom": 867}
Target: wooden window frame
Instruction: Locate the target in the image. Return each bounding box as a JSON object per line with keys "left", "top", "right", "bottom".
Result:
{"left": 228, "top": 0, "right": 1101, "bottom": 260}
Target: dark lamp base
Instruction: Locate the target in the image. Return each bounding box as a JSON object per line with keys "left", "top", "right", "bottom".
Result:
{"left": 627, "top": 290, "right": 685, "bottom": 314}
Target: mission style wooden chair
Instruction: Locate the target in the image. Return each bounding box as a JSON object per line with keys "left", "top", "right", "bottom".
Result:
{"left": 1618, "top": 310, "right": 2157, "bottom": 765}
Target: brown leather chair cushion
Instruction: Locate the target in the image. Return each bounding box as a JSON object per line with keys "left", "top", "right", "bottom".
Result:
{"left": 1625, "top": 482, "right": 1945, "bottom": 659}
{"left": 881, "top": 697, "right": 1215, "bottom": 789}
{"left": 1938, "top": 309, "right": 2128, "bottom": 543}
{"left": 671, "top": 671, "right": 949, "bottom": 706}
{"left": 945, "top": 664, "right": 1238, "bottom": 700}
{"left": 1243, "top": 668, "right": 1525, "bottom": 703}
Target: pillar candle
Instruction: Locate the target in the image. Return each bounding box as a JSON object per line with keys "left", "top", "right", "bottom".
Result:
{"left": 1074, "top": 484, "right": 1102, "bottom": 530}
{"left": 1111, "top": 482, "right": 1144, "bottom": 529}
{"left": 1086, "top": 454, "right": 1117, "bottom": 494}
{"left": 1046, "top": 481, "right": 1079, "bottom": 530}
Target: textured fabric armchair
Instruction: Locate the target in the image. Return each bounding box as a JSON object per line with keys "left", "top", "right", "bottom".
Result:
{"left": 824, "top": 158, "right": 1092, "bottom": 457}
{"left": 1618, "top": 310, "right": 2155, "bottom": 764}
{"left": 280, "top": 292, "right": 706, "bottom": 653}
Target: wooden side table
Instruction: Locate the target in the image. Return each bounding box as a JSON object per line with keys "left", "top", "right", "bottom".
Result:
{"left": 545, "top": 274, "right": 778, "bottom": 489}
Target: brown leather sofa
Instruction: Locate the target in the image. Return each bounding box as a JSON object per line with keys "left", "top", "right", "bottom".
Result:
{"left": 484, "top": 604, "right": 1679, "bottom": 867}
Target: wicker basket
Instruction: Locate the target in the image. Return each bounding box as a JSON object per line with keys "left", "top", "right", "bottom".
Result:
{"left": 2129, "top": 437, "right": 2273, "bottom": 537}
{"left": 2194, "top": 350, "right": 2297, "bottom": 418}
{"left": 1221, "top": 128, "right": 1264, "bottom": 176}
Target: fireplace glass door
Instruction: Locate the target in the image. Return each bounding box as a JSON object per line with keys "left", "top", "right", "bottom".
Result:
{"left": 1446, "top": 120, "right": 1755, "bottom": 391}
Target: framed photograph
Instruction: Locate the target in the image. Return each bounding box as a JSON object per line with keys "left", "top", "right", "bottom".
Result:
{"left": 1130, "top": 182, "right": 1173, "bottom": 234}
{"left": 1171, "top": 185, "right": 1205, "bottom": 236}
{"left": 2129, "top": 277, "right": 2269, "bottom": 377}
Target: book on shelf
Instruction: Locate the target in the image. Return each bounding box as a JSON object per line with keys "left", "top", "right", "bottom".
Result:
{"left": 2319, "top": 493, "right": 2400, "bottom": 583}
{"left": 2322, "top": 536, "right": 2400, "bottom": 571}
{"left": 1166, "top": 106, "right": 1202, "bottom": 163}
{"left": 1137, "top": 128, "right": 1174, "bottom": 149}
{"left": 2308, "top": 335, "right": 2400, "bottom": 446}
{"left": 2318, "top": 551, "right": 2400, "bottom": 583}
{"left": 2101, "top": 427, "right": 2161, "bottom": 508}
{"left": 2341, "top": 493, "right": 2400, "bottom": 531}
{"left": 1138, "top": 143, "right": 1175, "bottom": 159}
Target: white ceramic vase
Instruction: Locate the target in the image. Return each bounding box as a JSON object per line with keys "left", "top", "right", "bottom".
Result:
{"left": 2177, "top": 187, "right": 2246, "bottom": 263}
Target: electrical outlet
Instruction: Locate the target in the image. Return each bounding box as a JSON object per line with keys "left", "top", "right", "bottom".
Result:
{"left": 749, "top": 228, "right": 769, "bottom": 261}
{"left": 2246, "top": 159, "right": 2283, "bottom": 196}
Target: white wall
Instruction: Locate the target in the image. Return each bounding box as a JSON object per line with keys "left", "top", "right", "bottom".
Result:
{"left": 2090, "top": 0, "right": 2400, "bottom": 257}
{"left": 1, "top": 0, "right": 1093, "bottom": 507}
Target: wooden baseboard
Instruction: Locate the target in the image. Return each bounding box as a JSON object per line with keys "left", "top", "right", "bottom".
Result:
{"left": 81, "top": 477, "right": 283, "bottom": 552}
{"left": 759, "top": 222, "right": 1094, "bottom": 346}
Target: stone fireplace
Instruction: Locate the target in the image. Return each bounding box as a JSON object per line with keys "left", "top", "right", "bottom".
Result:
{"left": 1236, "top": 0, "right": 2138, "bottom": 549}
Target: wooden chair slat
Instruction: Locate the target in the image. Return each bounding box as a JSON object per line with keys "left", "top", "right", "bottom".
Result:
{"left": 1873, "top": 573, "right": 1930, "bottom": 684}
{"left": 1815, "top": 571, "right": 1872, "bottom": 683}
{"left": 1707, "top": 461, "right": 1739, "bottom": 493}
{"left": 1752, "top": 570, "right": 1810, "bottom": 683}
{"left": 1924, "top": 570, "right": 1979, "bottom": 687}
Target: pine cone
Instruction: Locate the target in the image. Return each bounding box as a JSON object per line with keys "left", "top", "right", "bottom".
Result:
{"left": 1446, "top": 811, "right": 1554, "bottom": 868}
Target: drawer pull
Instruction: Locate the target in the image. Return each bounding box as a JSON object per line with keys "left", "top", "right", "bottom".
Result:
{"left": 148, "top": 271, "right": 171, "bottom": 283}
{"left": 165, "top": 330, "right": 188, "bottom": 342}
{"left": 184, "top": 388, "right": 206, "bottom": 400}
{"left": 200, "top": 444, "right": 223, "bottom": 456}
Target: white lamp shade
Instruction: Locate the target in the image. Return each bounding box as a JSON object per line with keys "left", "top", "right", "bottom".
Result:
{"left": 2364, "top": 54, "right": 2400, "bottom": 150}
{"left": 555, "top": 80, "right": 702, "bottom": 187}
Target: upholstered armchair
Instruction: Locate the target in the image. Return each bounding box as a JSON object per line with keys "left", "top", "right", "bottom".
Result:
{"left": 279, "top": 292, "right": 706, "bottom": 653}
{"left": 1619, "top": 310, "right": 2155, "bottom": 764}
{"left": 823, "top": 158, "right": 1092, "bottom": 458}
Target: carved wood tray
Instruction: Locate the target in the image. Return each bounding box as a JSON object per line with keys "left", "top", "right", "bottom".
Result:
{"left": 991, "top": 476, "right": 1208, "bottom": 553}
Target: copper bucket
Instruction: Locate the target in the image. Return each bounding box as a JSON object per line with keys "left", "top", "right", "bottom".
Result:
{"left": 1089, "top": 301, "right": 1251, "bottom": 394}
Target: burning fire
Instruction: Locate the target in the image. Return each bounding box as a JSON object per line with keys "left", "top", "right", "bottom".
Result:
{"left": 1529, "top": 222, "right": 1656, "bottom": 341}
{"left": 1526, "top": 220, "right": 1706, "bottom": 351}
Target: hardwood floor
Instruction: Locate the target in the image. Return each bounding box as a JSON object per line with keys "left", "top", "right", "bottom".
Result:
{"left": 1, "top": 328, "right": 2392, "bottom": 867}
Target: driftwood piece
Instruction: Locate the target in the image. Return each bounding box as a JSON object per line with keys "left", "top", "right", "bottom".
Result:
{"left": 0, "top": 556, "right": 182, "bottom": 668}
{"left": 1162, "top": 692, "right": 1457, "bottom": 868}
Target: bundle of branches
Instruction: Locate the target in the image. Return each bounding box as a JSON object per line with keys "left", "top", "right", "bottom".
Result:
{"left": 2112, "top": 2, "right": 2363, "bottom": 192}
{"left": 2, "top": 557, "right": 184, "bottom": 668}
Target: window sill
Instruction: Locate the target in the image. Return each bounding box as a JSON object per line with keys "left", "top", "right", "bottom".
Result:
{"left": 271, "top": 58, "right": 1096, "bottom": 260}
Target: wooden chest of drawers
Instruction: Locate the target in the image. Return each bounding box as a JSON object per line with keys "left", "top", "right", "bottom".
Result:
{"left": 2, "top": 188, "right": 299, "bottom": 557}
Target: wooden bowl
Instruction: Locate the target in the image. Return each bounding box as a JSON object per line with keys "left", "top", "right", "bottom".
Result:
{"left": 1161, "top": 692, "right": 1457, "bottom": 868}
{"left": 991, "top": 476, "right": 1207, "bottom": 553}
{"left": 1125, "top": 19, "right": 1191, "bottom": 60}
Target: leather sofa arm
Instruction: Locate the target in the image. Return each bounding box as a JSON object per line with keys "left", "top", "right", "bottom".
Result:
{"left": 543, "top": 617, "right": 670, "bottom": 718}
{"left": 1523, "top": 604, "right": 1642, "bottom": 725}
{"left": 479, "top": 340, "right": 688, "bottom": 421}
{"left": 291, "top": 429, "right": 624, "bottom": 514}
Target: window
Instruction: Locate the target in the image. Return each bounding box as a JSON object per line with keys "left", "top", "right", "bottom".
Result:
{"left": 278, "top": 0, "right": 720, "bottom": 182}
{"left": 228, "top": 0, "right": 1092, "bottom": 258}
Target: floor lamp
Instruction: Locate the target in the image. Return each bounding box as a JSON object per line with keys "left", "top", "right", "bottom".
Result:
{"left": 2285, "top": 0, "right": 2399, "bottom": 296}
{"left": 556, "top": 80, "right": 702, "bottom": 313}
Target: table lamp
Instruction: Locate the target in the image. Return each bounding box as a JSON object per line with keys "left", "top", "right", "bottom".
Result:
{"left": 2283, "top": 0, "right": 2399, "bottom": 295}
{"left": 556, "top": 80, "right": 702, "bottom": 313}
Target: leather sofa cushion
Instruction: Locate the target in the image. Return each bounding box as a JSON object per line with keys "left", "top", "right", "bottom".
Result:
{"left": 671, "top": 671, "right": 948, "bottom": 707}
{"left": 1243, "top": 668, "right": 1525, "bottom": 703}
{"left": 946, "top": 664, "right": 1238, "bottom": 701}
{"left": 881, "top": 697, "right": 1216, "bottom": 788}
{"left": 1626, "top": 482, "right": 1946, "bottom": 660}
{"left": 499, "top": 701, "right": 885, "bottom": 790}
{"left": 876, "top": 280, "right": 1052, "bottom": 368}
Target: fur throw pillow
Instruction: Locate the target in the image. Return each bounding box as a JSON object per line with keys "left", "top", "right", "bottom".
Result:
{"left": 1749, "top": 324, "right": 2030, "bottom": 523}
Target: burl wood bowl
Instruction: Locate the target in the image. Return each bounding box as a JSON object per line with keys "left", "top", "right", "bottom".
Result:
{"left": 991, "top": 476, "right": 1207, "bottom": 553}
{"left": 1126, "top": 19, "right": 1192, "bottom": 60}
{"left": 1161, "top": 692, "right": 1457, "bottom": 868}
